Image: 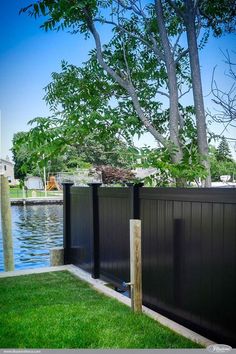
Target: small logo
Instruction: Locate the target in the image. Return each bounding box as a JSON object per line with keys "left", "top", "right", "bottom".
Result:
{"left": 207, "top": 344, "right": 232, "bottom": 353}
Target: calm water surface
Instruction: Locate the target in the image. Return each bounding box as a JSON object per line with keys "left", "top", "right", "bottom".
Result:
{"left": 0, "top": 205, "right": 63, "bottom": 271}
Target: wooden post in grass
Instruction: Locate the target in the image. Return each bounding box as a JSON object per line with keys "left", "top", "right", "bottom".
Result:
{"left": 130, "top": 219, "right": 142, "bottom": 313}
{"left": 0, "top": 175, "right": 14, "bottom": 271}
{"left": 50, "top": 247, "right": 64, "bottom": 266}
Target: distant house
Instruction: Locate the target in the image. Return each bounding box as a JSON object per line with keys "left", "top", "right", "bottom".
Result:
{"left": 24, "top": 176, "right": 44, "bottom": 190}
{"left": 0, "top": 157, "right": 16, "bottom": 184}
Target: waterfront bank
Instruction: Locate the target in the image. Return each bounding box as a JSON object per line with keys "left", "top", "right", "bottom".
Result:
{"left": 10, "top": 197, "right": 63, "bottom": 205}
{"left": 0, "top": 204, "right": 63, "bottom": 271}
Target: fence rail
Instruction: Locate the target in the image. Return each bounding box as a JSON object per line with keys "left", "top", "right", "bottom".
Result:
{"left": 63, "top": 183, "right": 236, "bottom": 346}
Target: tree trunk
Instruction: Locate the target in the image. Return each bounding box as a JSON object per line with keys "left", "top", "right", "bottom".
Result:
{"left": 155, "top": 0, "right": 183, "bottom": 167}
{"left": 155, "top": 0, "right": 186, "bottom": 187}
{"left": 184, "top": 0, "right": 211, "bottom": 187}
{"left": 88, "top": 11, "right": 185, "bottom": 187}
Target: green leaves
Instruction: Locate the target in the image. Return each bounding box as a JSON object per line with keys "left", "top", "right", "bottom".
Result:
{"left": 209, "top": 145, "right": 236, "bottom": 181}
{"left": 216, "top": 137, "right": 233, "bottom": 162}
{"left": 19, "top": 0, "right": 217, "bottom": 185}
{"left": 21, "top": 0, "right": 98, "bottom": 33}
{"left": 199, "top": 0, "right": 236, "bottom": 36}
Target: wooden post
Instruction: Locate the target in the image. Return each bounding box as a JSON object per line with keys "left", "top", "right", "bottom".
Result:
{"left": 0, "top": 175, "right": 14, "bottom": 271}
{"left": 130, "top": 219, "right": 142, "bottom": 312}
{"left": 50, "top": 247, "right": 64, "bottom": 266}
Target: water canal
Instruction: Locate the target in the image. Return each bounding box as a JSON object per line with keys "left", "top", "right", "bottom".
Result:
{"left": 0, "top": 205, "right": 63, "bottom": 271}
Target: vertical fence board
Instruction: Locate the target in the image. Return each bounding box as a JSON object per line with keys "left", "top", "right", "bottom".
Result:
{"left": 141, "top": 199, "right": 151, "bottom": 306}
{"left": 181, "top": 201, "right": 193, "bottom": 324}
{"left": 221, "top": 204, "right": 236, "bottom": 340}
{"left": 98, "top": 189, "right": 130, "bottom": 285}
{"left": 200, "top": 202, "right": 213, "bottom": 332}
{"left": 173, "top": 201, "right": 183, "bottom": 310}
{"left": 189, "top": 202, "right": 202, "bottom": 325}
{"left": 165, "top": 200, "right": 174, "bottom": 306}
{"left": 211, "top": 203, "right": 224, "bottom": 336}
{"left": 69, "top": 188, "right": 92, "bottom": 271}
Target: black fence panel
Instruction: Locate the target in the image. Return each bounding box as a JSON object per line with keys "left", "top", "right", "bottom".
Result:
{"left": 140, "top": 188, "right": 236, "bottom": 346}
{"left": 98, "top": 188, "right": 131, "bottom": 286}
{"left": 64, "top": 185, "right": 236, "bottom": 346}
{"left": 68, "top": 187, "right": 92, "bottom": 271}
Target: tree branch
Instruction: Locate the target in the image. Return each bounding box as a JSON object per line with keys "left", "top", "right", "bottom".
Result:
{"left": 178, "top": 85, "right": 191, "bottom": 99}
{"left": 175, "top": 48, "right": 189, "bottom": 64}
{"left": 122, "top": 41, "right": 132, "bottom": 84}
{"left": 115, "top": 1, "right": 165, "bottom": 61}
{"left": 86, "top": 17, "right": 129, "bottom": 90}
{"left": 156, "top": 90, "right": 170, "bottom": 98}
{"left": 173, "top": 30, "right": 183, "bottom": 54}
{"left": 166, "top": 0, "right": 186, "bottom": 20}
{"left": 93, "top": 18, "right": 157, "bottom": 54}
{"left": 86, "top": 15, "right": 168, "bottom": 147}
{"left": 127, "top": 84, "right": 168, "bottom": 146}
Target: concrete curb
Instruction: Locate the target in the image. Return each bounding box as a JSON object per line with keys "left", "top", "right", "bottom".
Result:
{"left": 0, "top": 265, "right": 68, "bottom": 277}
{"left": 67, "top": 265, "right": 215, "bottom": 348}
{"left": 0, "top": 264, "right": 216, "bottom": 348}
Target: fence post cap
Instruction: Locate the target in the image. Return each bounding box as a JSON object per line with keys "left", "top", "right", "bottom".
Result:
{"left": 62, "top": 182, "right": 74, "bottom": 186}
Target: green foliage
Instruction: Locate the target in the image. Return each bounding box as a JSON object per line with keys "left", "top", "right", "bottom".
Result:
{"left": 12, "top": 131, "right": 79, "bottom": 179}
{"left": 209, "top": 144, "right": 236, "bottom": 181}
{"left": 136, "top": 146, "right": 207, "bottom": 187}
{"left": 216, "top": 136, "right": 233, "bottom": 162}
{"left": 20, "top": 0, "right": 191, "bottom": 142}
{"left": 13, "top": 54, "right": 207, "bottom": 184}
{"left": 13, "top": 124, "right": 135, "bottom": 178}
{"left": 20, "top": 0, "right": 232, "bottom": 184}
{"left": 20, "top": 0, "right": 98, "bottom": 33}
{"left": 199, "top": 0, "right": 236, "bottom": 36}
{"left": 12, "top": 132, "right": 34, "bottom": 180}
{"left": 134, "top": 109, "right": 207, "bottom": 186}
{"left": 75, "top": 133, "right": 136, "bottom": 168}
{"left": 211, "top": 159, "right": 236, "bottom": 181}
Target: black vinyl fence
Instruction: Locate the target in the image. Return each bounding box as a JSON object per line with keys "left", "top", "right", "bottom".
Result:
{"left": 63, "top": 183, "right": 236, "bottom": 346}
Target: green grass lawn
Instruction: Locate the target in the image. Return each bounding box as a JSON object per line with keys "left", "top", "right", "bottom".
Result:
{"left": 0, "top": 271, "right": 202, "bottom": 349}
{"left": 9, "top": 187, "right": 23, "bottom": 198}
{"left": 9, "top": 188, "right": 62, "bottom": 198}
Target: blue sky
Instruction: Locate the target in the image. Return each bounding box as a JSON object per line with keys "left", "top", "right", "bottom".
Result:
{"left": 0, "top": 0, "right": 235, "bottom": 160}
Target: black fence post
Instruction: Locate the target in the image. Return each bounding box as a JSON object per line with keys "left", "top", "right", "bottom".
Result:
{"left": 127, "top": 183, "right": 144, "bottom": 219}
{"left": 88, "top": 183, "right": 102, "bottom": 279}
{"left": 62, "top": 182, "right": 74, "bottom": 264}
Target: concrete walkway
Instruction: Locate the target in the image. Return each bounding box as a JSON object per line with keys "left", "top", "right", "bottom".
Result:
{"left": 0, "top": 264, "right": 215, "bottom": 348}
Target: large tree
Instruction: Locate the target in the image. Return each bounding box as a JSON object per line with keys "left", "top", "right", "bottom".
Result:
{"left": 20, "top": 55, "right": 207, "bottom": 184}
{"left": 165, "top": 0, "right": 235, "bottom": 186}
{"left": 21, "top": 0, "right": 198, "bottom": 186}
{"left": 21, "top": 0, "right": 235, "bottom": 186}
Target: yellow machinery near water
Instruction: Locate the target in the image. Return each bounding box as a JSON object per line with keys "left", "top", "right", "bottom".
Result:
{"left": 46, "top": 176, "right": 62, "bottom": 191}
